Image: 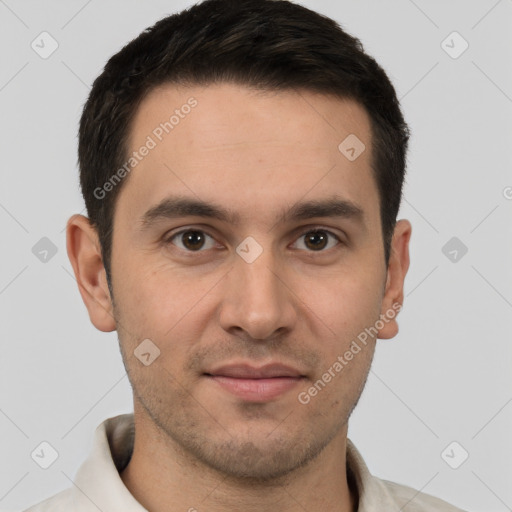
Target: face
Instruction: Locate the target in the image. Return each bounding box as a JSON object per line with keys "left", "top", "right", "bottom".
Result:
{"left": 74, "top": 82, "right": 409, "bottom": 482}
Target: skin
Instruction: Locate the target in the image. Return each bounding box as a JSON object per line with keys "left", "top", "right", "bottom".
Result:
{"left": 67, "top": 82, "right": 411, "bottom": 512}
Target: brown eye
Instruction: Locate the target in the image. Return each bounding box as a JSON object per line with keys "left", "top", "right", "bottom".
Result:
{"left": 167, "top": 230, "right": 217, "bottom": 251}
{"left": 293, "top": 229, "right": 341, "bottom": 252}
{"left": 181, "top": 230, "right": 205, "bottom": 250}
{"left": 304, "top": 231, "right": 328, "bottom": 250}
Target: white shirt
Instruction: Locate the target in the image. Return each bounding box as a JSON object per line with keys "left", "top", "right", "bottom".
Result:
{"left": 23, "top": 413, "right": 467, "bottom": 511}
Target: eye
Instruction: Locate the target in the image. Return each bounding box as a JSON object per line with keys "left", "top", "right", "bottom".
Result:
{"left": 166, "top": 229, "right": 217, "bottom": 251}
{"left": 164, "top": 227, "right": 342, "bottom": 254}
{"left": 292, "top": 228, "right": 341, "bottom": 252}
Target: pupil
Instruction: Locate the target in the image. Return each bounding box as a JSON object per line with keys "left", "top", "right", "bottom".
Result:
{"left": 306, "top": 231, "right": 327, "bottom": 250}
{"left": 183, "top": 231, "right": 204, "bottom": 250}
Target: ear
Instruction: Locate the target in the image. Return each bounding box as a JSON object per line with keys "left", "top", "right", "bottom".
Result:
{"left": 377, "top": 219, "right": 412, "bottom": 339}
{"left": 66, "top": 214, "right": 116, "bottom": 332}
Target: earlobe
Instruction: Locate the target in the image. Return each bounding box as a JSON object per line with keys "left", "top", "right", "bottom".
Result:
{"left": 66, "top": 214, "right": 117, "bottom": 332}
{"left": 377, "top": 219, "right": 412, "bottom": 340}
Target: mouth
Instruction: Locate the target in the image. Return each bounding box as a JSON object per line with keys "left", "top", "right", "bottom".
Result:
{"left": 203, "top": 363, "right": 307, "bottom": 402}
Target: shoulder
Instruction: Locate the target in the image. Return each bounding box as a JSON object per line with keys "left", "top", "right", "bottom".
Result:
{"left": 346, "top": 439, "right": 468, "bottom": 511}
{"left": 22, "top": 488, "right": 73, "bottom": 512}
{"left": 379, "top": 478, "right": 468, "bottom": 511}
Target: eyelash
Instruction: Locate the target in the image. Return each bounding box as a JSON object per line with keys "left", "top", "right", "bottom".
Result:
{"left": 163, "top": 226, "right": 343, "bottom": 254}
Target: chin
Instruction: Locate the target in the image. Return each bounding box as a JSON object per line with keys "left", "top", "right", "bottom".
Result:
{"left": 181, "top": 430, "right": 325, "bottom": 483}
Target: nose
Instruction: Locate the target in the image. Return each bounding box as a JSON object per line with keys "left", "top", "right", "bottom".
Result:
{"left": 218, "top": 244, "right": 298, "bottom": 341}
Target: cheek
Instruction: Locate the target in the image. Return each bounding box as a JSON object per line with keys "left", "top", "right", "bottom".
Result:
{"left": 115, "top": 252, "right": 176, "bottom": 310}
{"left": 114, "top": 258, "right": 217, "bottom": 347}
{"left": 111, "top": 257, "right": 167, "bottom": 342}
{"left": 299, "top": 266, "right": 383, "bottom": 334}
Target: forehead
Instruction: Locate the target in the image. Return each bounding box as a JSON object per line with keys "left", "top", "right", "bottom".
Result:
{"left": 116, "top": 82, "right": 379, "bottom": 231}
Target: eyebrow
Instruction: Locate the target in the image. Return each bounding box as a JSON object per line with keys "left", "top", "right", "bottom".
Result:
{"left": 138, "top": 195, "right": 365, "bottom": 231}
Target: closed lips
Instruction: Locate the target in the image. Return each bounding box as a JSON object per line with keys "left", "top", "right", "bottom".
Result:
{"left": 205, "top": 363, "right": 305, "bottom": 379}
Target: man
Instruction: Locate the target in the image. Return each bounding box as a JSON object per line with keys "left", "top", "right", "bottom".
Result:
{"left": 24, "top": 0, "right": 467, "bottom": 510}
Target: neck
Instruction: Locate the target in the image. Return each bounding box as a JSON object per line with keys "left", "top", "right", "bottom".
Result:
{"left": 120, "top": 404, "right": 357, "bottom": 512}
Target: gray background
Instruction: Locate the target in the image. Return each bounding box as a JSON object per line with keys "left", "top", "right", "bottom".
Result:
{"left": 1, "top": 1, "right": 511, "bottom": 511}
